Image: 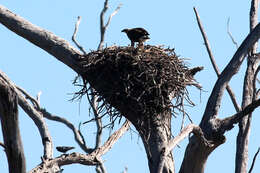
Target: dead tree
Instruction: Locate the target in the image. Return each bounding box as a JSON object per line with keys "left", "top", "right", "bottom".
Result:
{"left": 0, "top": 1, "right": 260, "bottom": 173}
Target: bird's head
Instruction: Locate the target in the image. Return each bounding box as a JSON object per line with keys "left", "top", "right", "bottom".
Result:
{"left": 121, "top": 29, "right": 129, "bottom": 33}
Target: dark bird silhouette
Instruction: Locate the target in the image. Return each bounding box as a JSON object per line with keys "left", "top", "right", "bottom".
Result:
{"left": 121, "top": 27, "right": 150, "bottom": 48}
{"left": 56, "top": 146, "right": 75, "bottom": 154}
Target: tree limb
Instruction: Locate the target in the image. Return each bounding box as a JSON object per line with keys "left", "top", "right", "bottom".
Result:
{"left": 227, "top": 18, "right": 239, "bottom": 49}
{"left": 29, "top": 120, "right": 130, "bottom": 173}
{"left": 248, "top": 147, "right": 260, "bottom": 173}
{"left": 95, "top": 120, "right": 130, "bottom": 157}
{"left": 0, "top": 70, "right": 53, "bottom": 159}
{"left": 220, "top": 98, "right": 260, "bottom": 133}
{"left": 158, "top": 124, "right": 211, "bottom": 173}
{"left": 72, "top": 16, "right": 87, "bottom": 55}
{"left": 98, "top": 0, "right": 122, "bottom": 50}
{"left": 40, "top": 109, "right": 93, "bottom": 153}
{"left": 235, "top": 1, "right": 259, "bottom": 172}
{"left": 0, "top": 5, "right": 83, "bottom": 74}
{"left": 0, "top": 77, "right": 26, "bottom": 173}
{"left": 193, "top": 7, "right": 241, "bottom": 113}
{"left": 200, "top": 15, "right": 260, "bottom": 126}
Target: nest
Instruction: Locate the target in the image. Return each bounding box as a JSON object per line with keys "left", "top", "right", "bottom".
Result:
{"left": 76, "top": 45, "right": 202, "bottom": 123}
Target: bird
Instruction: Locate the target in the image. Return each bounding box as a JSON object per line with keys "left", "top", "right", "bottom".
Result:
{"left": 121, "top": 27, "right": 150, "bottom": 49}
{"left": 56, "top": 146, "right": 75, "bottom": 154}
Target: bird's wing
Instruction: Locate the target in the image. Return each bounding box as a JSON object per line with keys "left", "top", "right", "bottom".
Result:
{"left": 134, "top": 28, "right": 149, "bottom": 35}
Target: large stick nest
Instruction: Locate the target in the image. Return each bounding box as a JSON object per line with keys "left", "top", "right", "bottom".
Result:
{"left": 76, "top": 45, "right": 202, "bottom": 122}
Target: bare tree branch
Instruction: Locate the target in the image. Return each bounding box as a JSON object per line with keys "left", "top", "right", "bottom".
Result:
{"left": 248, "top": 147, "right": 260, "bottom": 173}
{"left": 92, "top": 94, "right": 103, "bottom": 149}
{"left": 0, "top": 77, "right": 26, "bottom": 173}
{"left": 98, "top": 0, "right": 122, "bottom": 50}
{"left": 250, "top": 0, "right": 259, "bottom": 54}
{"left": 158, "top": 124, "right": 211, "bottom": 173}
{"left": 193, "top": 7, "right": 241, "bottom": 113}
{"left": 236, "top": 1, "right": 259, "bottom": 172}
{"left": 0, "top": 70, "right": 53, "bottom": 159}
{"left": 72, "top": 16, "right": 87, "bottom": 55}
{"left": 36, "top": 91, "right": 42, "bottom": 105}
{"left": 96, "top": 120, "right": 130, "bottom": 157}
{"left": 16, "top": 85, "right": 40, "bottom": 109}
{"left": 40, "top": 109, "right": 93, "bottom": 153}
{"left": 96, "top": 158, "right": 107, "bottom": 173}
{"left": 0, "top": 5, "right": 83, "bottom": 74}
{"left": 227, "top": 18, "right": 239, "bottom": 49}
{"left": 29, "top": 120, "right": 130, "bottom": 173}
{"left": 220, "top": 98, "right": 260, "bottom": 133}
{"left": 200, "top": 16, "right": 260, "bottom": 125}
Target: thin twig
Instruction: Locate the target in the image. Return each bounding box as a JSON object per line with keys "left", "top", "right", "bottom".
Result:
{"left": 96, "top": 120, "right": 130, "bottom": 157}
{"left": 91, "top": 91, "right": 103, "bottom": 149}
{"left": 193, "top": 7, "right": 241, "bottom": 113}
{"left": 0, "top": 70, "right": 53, "bottom": 159}
{"left": 16, "top": 86, "right": 40, "bottom": 109}
{"left": 0, "top": 142, "right": 6, "bottom": 149}
{"left": 248, "top": 147, "right": 260, "bottom": 173}
{"left": 36, "top": 91, "right": 42, "bottom": 105}
{"left": 72, "top": 16, "right": 87, "bottom": 55}
{"left": 41, "top": 109, "right": 93, "bottom": 153}
{"left": 227, "top": 18, "right": 239, "bottom": 49}
{"left": 98, "top": 0, "right": 122, "bottom": 50}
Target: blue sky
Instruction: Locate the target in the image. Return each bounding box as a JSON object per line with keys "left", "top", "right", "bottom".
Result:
{"left": 0, "top": 0, "right": 259, "bottom": 172}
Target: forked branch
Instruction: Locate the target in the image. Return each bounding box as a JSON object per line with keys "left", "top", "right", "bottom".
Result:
{"left": 98, "top": 0, "right": 122, "bottom": 50}
{"left": 193, "top": 7, "right": 241, "bottom": 112}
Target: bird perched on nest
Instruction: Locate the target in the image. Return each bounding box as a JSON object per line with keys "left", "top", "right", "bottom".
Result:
{"left": 121, "top": 27, "right": 150, "bottom": 49}
{"left": 56, "top": 146, "right": 75, "bottom": 154}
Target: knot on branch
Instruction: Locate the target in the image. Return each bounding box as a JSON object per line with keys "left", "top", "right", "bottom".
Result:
{"left": 75, "top": 45, "right": 202, "bottom": 123}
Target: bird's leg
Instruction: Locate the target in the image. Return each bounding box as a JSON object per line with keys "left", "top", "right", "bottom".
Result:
{"left": 131, "top": 41, "right": 135, "bottom": 48}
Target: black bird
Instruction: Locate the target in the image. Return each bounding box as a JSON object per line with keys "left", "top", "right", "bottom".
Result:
{"left": 121, "top": 27, "right": 150, "bottom": 48}
{"left": 56, "top": 146, "right": 75, "bottom": 154}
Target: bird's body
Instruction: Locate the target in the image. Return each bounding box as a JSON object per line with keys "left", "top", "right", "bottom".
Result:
{"left": 121, "top": 27, "right": 150, "bottom": 48}
{"left": 56, "top": 146, "right": 75, "bottom": 154}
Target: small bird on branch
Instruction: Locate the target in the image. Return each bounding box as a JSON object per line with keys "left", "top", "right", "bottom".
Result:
{"left": 56, "top": 146, "right": 75, "bottom": 154}
{"left": 121, "top": 27, "right": 150, "bottom": 49}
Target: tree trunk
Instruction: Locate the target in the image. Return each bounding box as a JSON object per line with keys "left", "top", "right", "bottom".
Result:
{"left": 0, "top": 78, "right": 26, "bottom": 173}
{"left": 133, "top": 109, "right": 174, "bottom": 173}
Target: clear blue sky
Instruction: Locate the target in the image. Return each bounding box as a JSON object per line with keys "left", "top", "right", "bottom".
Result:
{"left": 0, "top": 0, "right": 259, "bottom": 172}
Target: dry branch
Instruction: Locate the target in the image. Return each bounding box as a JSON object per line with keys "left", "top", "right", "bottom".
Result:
{"left": 29, "top": 120, "right": 130, "bottom": 173}
{"left": 236, "top": 1, "right": 259, "bottom": 172}
{"left": 220, "top": 98, "right": 260, "bottom": 133}
{"left": 0, "top": 70, "right": 53, "bottom": 159}
{"left": 193, "top": 7, "right": 241, "bottom": 112}
{"left": 201, "top": 18, "right": 260, "bottom": 125}
{"left": 227, "top": 18, "right": 239, "bottom": 49}
{"left": 248, "top": 147, "right": 260, "bottom": 173}
{"left": 40, "top": 109, "right": 93, "bottom": 153}
{"left": 72, "top": 16, "right": 87, "bottom": 55}
{"left": 158, "top": 124, "right": 211, "bottom": 173}
{"left": 0, "top": 5, "right": 83, "bottom": 74}
{"left": 98, "top": 0, "right": 122, "bottom": 50}
{"left": 0, "top": 77, "right": 26, "bottom": 173}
